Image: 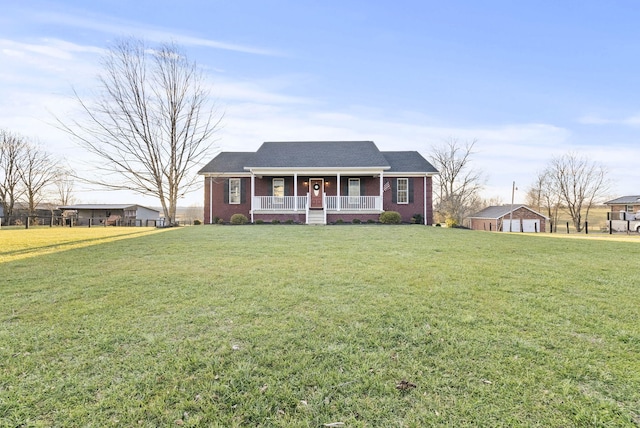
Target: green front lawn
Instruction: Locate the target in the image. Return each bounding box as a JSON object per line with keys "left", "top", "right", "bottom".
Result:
{"left": 1, "top": 226, "right": 639, "bottom": 426}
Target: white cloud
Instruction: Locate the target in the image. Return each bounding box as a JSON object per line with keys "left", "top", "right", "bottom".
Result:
{"left": 214, "top": 80, "right": 311, "bottom": 105}
{"left": 0, "top": 38, "right": 103, "bottom": 60}
{"left": 578, "top": 113, "right": 640, "bottom": 126}
{"left": 29, "top": 10, "right": 278, "bottom": 56}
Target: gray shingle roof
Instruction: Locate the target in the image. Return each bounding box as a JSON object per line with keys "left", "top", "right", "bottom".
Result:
{"left": 248, "top": 141, "right": 390, "bottom": 168}
{"left": 604, "top": 195, "right": 640, "bottom": 205}
{"left": 198, "top": 152, "right": 255, "bottom": 174}
{"left": 58, "top": 204, "right": 159, "bottom": 212}
{"left": 470, "top": 205, "right": 525, "bottom": 219}
{"left": 382, "top": 151, "right": 438, "bottom": 173}
{"left": 198, "top": 141, "right": 439, "bottom": 174}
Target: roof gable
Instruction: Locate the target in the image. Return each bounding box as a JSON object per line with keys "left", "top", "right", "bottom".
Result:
{"left": 470, "top": 205, "right": 549, "bottom": 219}
{"left": 248, "top": 141, "right": 390, "bottom": 169}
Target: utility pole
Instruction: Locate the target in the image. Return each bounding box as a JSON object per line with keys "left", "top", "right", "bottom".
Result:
{"left": 509, "top": 181, "right": 516, "bottom": 232}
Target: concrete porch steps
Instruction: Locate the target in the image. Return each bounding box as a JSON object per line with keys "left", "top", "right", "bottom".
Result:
{"left": 307, "top": 209, "right": 325, "bottom": 225}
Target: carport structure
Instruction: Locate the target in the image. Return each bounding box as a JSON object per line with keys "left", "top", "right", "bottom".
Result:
{"left": 58, "top": 204, "right": 161, "bottom": 227}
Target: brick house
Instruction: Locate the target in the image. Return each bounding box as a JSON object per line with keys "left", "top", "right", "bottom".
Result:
{"left": 198, "top": 141, "right": 438, "bottom": 225}
{"left": 604, "top": 195, "right": 640, "bottom": 220}
{"left": 469, "top": 205, "right": 549, "bottom": 232}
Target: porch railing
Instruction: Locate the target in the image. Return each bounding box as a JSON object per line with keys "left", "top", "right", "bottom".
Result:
{"left": 253, "top": 195, "right": 382, "bottom": 211}
{"left": 253, "top": 196, "right": 307, "bottom": 211}
{"left": 325, "top": 196, "right": 382, "bottom": 211}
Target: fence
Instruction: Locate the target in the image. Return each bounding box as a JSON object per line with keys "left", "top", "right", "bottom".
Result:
{"left": 0, "top": 216, "right": 164, "bottom": 228}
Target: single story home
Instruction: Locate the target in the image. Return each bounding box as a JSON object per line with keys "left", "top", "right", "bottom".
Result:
{"left": 604, "top": 195, "right": 640, "bottom": 220}
{"left": 198, "top": 141, "right": 438, "bottom": 225}
{"left": 469, "top": 205, "right": 549, "bottom": 232}
{"left": 58, "top": 204, "right": 161, "bottom": 226}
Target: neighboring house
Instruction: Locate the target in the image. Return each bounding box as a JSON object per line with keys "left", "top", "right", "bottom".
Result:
{"left": 58, "top": 204, "right": 161, "bottom": 226}
{"left": 198, "top": 141, "right": 438, "bottom": 225}
{"left": 469, "top": 205, "right": 549, "bottom": 232}
{"left": 604, "top": 195, "right": 640, "bottom": 232}
{"left": 604, "top": 195, "right": 640, "bottom": 220}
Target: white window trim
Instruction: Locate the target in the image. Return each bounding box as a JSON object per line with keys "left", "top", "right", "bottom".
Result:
{"left": 229, "top": 178, "right": 241, "bottom": 204}
{"left": 397, "top": 178, "right": 409, "bottom": 204}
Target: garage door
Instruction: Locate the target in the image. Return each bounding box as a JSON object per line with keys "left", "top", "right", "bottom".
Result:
{"left": 522, "top": 219, "right": 540, "bottom": 233}
{"left": 502, "top": 219, "right": 520, "bottom": 232}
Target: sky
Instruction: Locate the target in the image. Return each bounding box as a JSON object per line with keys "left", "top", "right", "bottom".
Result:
{"left": 2, "top": 0, "right": 640, "bottom": 208}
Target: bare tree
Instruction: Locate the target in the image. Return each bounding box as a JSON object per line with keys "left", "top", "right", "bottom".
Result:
{"left": 55, "top": 166, "right": 76, "bottom": 206}
{"left": 0, "top": 129, "right": 27, "bottom": 223}
{"left": 429, "top": 138, "right": 485, "bottom": 225}
{"left": 527, "top": 168, "right": 561, "bottom": 232}
{"left": 58, "top": 38, "right": 221, "bottom": 225}
{"left": 183, "top": 204, "right": 204, "bottom": 224}
{"left": 19, "top": 142, "right": 60, "bottom": 221}
{"left": 545, "top": 152, "right": 608, "bottom": 232}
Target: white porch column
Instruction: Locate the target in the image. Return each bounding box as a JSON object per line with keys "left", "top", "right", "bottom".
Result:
{"left": 424, "top": 175, "right": 427, "bottom": 225}
{"left": 294, "top": 173, "right": 298, "bottom": 211}
{"left": 337, "top": 173, "right": 341, "bottom": 211}
{"left": 380, "top": 171, "right": 384, "bottom": 211}
{"left": 209, "top": 176, "right": 213, "bottom": 224}
{"left": 250, "top": 172, "right": 255, "bottom": 223}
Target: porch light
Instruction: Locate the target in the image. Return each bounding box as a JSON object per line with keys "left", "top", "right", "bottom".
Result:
{"left": 325, "top": 182, "right": 330, "bottom": 186}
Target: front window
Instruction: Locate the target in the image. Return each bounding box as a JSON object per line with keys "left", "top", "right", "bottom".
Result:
{"left": 397, "top": 178, "right": 408, "bottom": 204}
{"left": 273, "top": 178, "right": 284, "bottom": 203}
{"left": 229, "top": 178, "right": 241, "bottom": 204}
{"left": 348, "top": 178, "right": 360, "bottom": 204}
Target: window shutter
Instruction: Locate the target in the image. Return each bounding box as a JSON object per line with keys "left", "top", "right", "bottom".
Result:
{"left": 267, "top": 179, "right": 272, "bottom": 196}
{"left": 284, "top": 179, "right": 290, "bottom": 196}
{"left": 408, "top": 178, "right": 414, "bottom": 203}
{"left": 240, "top": 178, "right": 246, "bottom": 203}
{"left": 342, "top": 180, "right": 348, "bottom": 196}
{"left": 391, "top": 179, "right": 397, "bottom": 203}
{"left": 360, "top": 180, "right": 365, "bottom": 195}
{"left": 224, "top": 179, "right": 229, "bottom": 204}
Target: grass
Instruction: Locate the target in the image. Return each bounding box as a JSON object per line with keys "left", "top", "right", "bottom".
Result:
{"left": 1, "top": 226, "right": 639, "bottom": 426}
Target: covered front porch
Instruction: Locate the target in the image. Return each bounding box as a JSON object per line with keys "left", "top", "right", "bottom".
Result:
{"left": 249, "top": 172, "right": 386, "bottom": 224}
